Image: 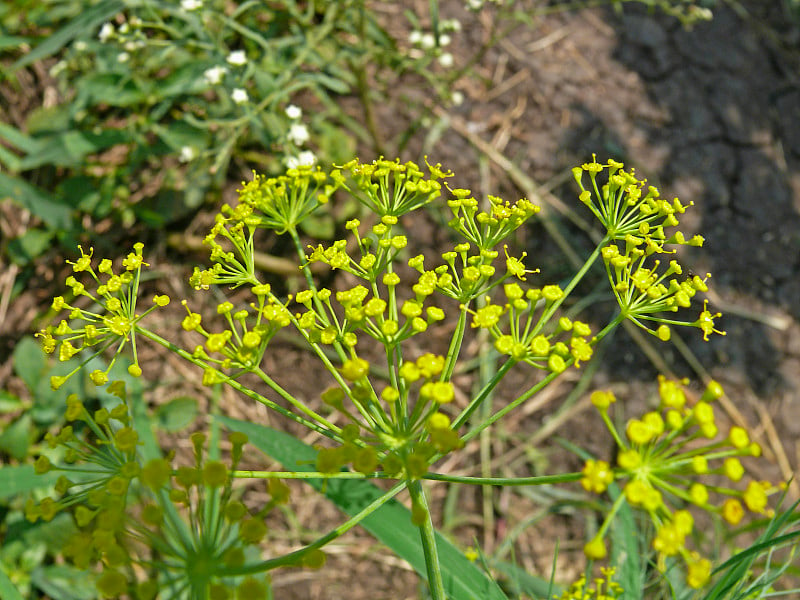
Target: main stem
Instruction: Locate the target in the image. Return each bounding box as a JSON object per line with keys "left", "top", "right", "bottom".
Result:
{"left": 408, "top": 479, "right": 446, "bottom": 600}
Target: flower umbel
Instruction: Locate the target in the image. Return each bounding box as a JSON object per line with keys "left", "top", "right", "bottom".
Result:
{"left": 581, "top": 377, "right": 780, "bottom": 589}
{"left": 37, "top": 244, "right": 165, "bottom": 388}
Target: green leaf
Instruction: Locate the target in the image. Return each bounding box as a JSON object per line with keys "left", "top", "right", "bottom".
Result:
{"left": 76, "top": 73, "right": 148, "bottom": 108}
{"left": 217, "top": 416, "right": 508, "bottom": 600}
{"left": 0, "top": 173, "right": 72, "bottom": 230}
{"left": 7, "top": 229, "right": 54, "bottom": 265}
{"left": 492, "top": 559, "right": 561, "bottom": 599}
{"left": 0, "top": 391, "right": 23, "bottom": 413}
{"left": 18, "top": 129, "right": 128, "bottom": 170}
{"left": 0, "top": 465, "right": 58, "bottom": 500}
{"left": 12, "top": 337, "right": 46, "bottom": 393}
{"left": 0, "top": 568, "right": 25, "bottom": 600}
{"left": 0, "top": 122, "right": 42, "bottom": 156}
{"left": 0, "top": 413, "right": 33, "bottom": 460}
{"left": 30, "top": 565, "right": 98, "bottom": 600}
{"left": 11, "top": 0, "right": 125, "bottom": 71}
{"left": 608, "top": 483, "right": 645, "bottom": 600}
{"left": 154, "top": 396, "right": 199, "bottom": 432}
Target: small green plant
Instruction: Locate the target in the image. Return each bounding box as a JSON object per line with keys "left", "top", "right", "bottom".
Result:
{"left": 23, "top": 155, "right": 792, "bottom": 599}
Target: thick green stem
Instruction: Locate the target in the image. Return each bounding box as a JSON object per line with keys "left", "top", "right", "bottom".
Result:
{"left": 408, "top": 479, "right": 446, "bottom": 600}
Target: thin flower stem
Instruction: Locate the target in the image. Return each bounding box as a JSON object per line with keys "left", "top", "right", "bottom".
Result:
{"left": 232, "top": 470, "right": 371, "bottom": 480}
{"left": 461, "top": 315, "right": 624, "bottom": 444}
{"left": 423, "top": 471, "right": 583, "bottom": 486}
{"left": 217, "top": 481, "right": 405, "bottom": 576}
{"left": 441, "top": 303, "right": 468, "bottom": 382}
{"left": 408, "top": 480, "right": 446, "bottom": 600}
{"left": 135, "top": 327, "right": 341, "bottom": 442}
{"left": 251, "top": 365, "right": 341, "bottom": 434}
{"left": 452, "top": 359, "right": 515, "bottom": 430}
{"left": 538, "top": 241, "right": 605, "bottom": 327}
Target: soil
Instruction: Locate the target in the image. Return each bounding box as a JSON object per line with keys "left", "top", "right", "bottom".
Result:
{"left": 1, "top": 0, "right": 799, "bottom": 598}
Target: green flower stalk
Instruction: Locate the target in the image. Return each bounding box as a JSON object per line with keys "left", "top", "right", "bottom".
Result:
{"left": 580, "top": 378, "right": 784, "bottom": 589}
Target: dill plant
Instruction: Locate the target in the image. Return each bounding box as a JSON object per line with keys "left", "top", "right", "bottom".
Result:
{"left": 29, "top": 156, "right": 785, "bottom": 599}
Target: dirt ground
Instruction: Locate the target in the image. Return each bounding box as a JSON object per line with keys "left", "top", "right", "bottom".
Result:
{"left": 1, "top": 0, "right": 799, "bottom": 598}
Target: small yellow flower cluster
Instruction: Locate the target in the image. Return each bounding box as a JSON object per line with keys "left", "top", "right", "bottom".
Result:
{"left": 305, "top": 214, "right": 407, "bottom": 281}
{"left": 471, "top": 283, "right": 594, "bottom": 373}
{"left": 407, "top": 241, "right": 534, "bottom": 304}
{"left": 581, "top": 378, "right": 781, "bottom": 589}
{"left": 600, "top": 243, "right": 723, "bottom": 342}
{"left": 37, "top": 244, "right": 168, "bottom": 389}
{"left": 446, "top": 188, "right": 540, "bottom": 251}
{"left": 180, "top": 286, "right": 291, "bottom": 379}
{"left": 338, "top": 157, "right": 452, "bottom": 216}
{"left": 573, "top": 156, "right": 701, "bottom": 247}
{"left": 31, "top": 388, "right": 278, "bottom": 599}
{"left": 237, "top": 164, "right": 340, "bottom": 233}
{"left": 573, "top": 157, "right": 722, "bottom": 342}
{"left": 555, "top": 567, "right": 623, "bottom": 600}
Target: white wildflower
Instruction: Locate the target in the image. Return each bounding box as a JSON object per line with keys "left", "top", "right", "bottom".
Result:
{"left": 285, "top": 151, "right": 316, "bottom": 169}
{"left": 226, "top": 50, "right": 247, "bottom": 66}
{"left": 285, "top": 105, "right": 302, "bottom": 120}
{"left": 287, "top": 123, "right": 309, "bottom": 146}
{"left": 438, "top": 52, "right": 454, "bottom": 68}
{"left": 420, "top": 33, "right": 435, "bottom": 50}
{"left": 179, "top": 146, "right": 197, "bottom": 163}
{"left": 231, "top": 88, "right": 249, "bottom": 104}
{"left": 439, "top": 34, "right": 451, "bottom": 47}
{"left": 74, "top": 41, "right": 87, "bottom": 52}
{"left": 297, "top": 150, "right": 316, "bottom": 166}
{"left": 181, "top": 0, "right": 203, "bottom": 9}
{"left": 98, "top": 23, "right": 114, "bottom": 42}
{"left": 203, "top": 66, "right": 227, "bottom": 85}
{"left": 409, "top": 30, "right": 423, "bottom": 45}
{"left": 117, "top": 52, "right": 130, "bottom": 63}
{"left": 451, "top": 91, "right": 464, "bottom": 106}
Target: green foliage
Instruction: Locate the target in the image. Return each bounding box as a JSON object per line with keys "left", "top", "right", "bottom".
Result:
{"left": 0, "top": 0, "right": 436, "bottom": 266}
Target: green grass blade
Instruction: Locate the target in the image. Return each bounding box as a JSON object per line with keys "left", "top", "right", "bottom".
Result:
{"left": 0, "top": 568, "right": 25, "bottom": 600}
{"left": 217, "top": 415, "right": 509, "bottom": 600}
{"left": 608, "top": 483, "right": 645, "bottom": 600}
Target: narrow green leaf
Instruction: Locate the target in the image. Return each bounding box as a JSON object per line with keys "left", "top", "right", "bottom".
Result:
{"left": 0, "top": 122, "right": 42, "bottom": 155}
{"left": 0, "top": 465, "right": 58, "bottom": 500}
{"left": 0, "top": 172, "right": 72, "bottom": 229}
{"left": 11, "top": 0, "right": 125, "bottom": 70}
{"left": 217, "top": 416, "right": 508, "bottom": 600}
{"left": 0, "top": 568, "right": 25, "bottom": 600}
{"left": 608, "top": 483, "right": 645, "bottom": 600}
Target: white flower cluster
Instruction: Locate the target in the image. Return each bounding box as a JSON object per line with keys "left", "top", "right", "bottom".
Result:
{"left": 283, "top": 105, "right": 315, "bottom": 167}
{"left": 408, "top": 18, "right": 461, "bottom": 68}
